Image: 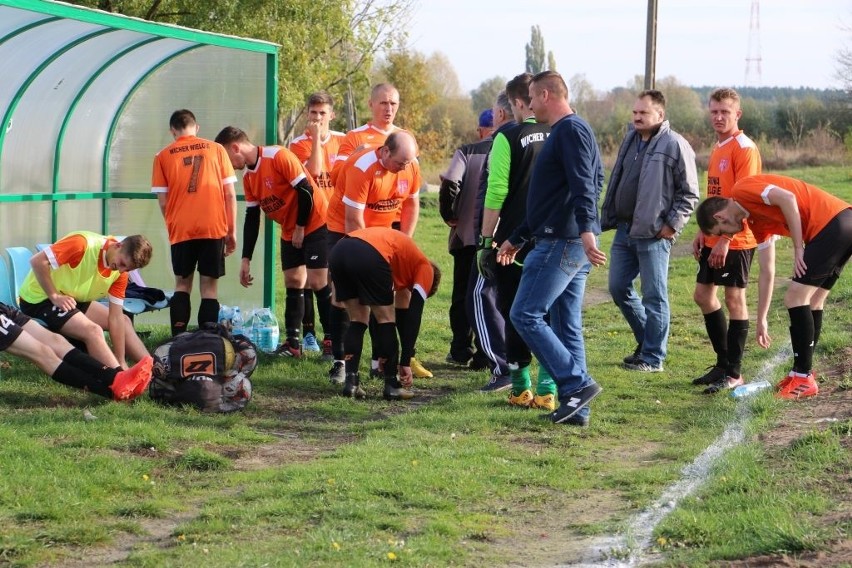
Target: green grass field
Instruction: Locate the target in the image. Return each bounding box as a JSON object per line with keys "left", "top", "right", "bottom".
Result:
{"left": 0, "top": 166, "right": 849, "bottom": 567}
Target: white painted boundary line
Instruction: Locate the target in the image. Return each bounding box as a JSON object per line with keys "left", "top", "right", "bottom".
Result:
{"left": 565, "top": 346, "right": 792, "bottom": 568}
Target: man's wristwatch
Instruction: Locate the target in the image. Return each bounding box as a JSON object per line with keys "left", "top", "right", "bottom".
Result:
{"left": 477, "top": 235, "right": 493, "bottom": 249}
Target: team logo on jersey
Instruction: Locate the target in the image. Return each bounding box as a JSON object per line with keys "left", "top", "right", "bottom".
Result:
{"left": 396, "top": 180, "right": 409, "bottom": 195}
{"left": 718, "top": 159, "right": 729, "bottom": 172}
{"left": 265, "top": 178, "right": 274, "bottom": 190}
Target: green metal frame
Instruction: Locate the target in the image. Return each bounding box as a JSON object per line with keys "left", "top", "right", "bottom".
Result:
{"left": 53, "top": 35, "right": 163, "bottom": 240}
{"left": 0, "top": 0, "right": 280, "bottom": 309}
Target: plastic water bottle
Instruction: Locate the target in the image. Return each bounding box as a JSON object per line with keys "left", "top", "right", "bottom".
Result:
{"left": 232, "top": 307, "right": 244, "bottom": 337}
{"left": 247, "top": 310, "right": 261, "bottom": 347}
{"left": 218, "top": 305, "right": 233, "bottom": 329}
{"left": 731, "top": 379, "right": 772, "bottom": 398}
{"left": 256, "top": 308, "right": 279, "bottom": 353}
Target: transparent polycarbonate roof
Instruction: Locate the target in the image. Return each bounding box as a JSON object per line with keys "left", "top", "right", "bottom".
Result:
{"left": 0, "top": 0, "right": 279, "bottom": 315}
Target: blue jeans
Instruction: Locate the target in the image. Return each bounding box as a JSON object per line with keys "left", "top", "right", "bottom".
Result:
{"left": 608, "top": 224, "right": 672, "bottom": 367}
{"left": 511, "top": 237, "right": 594, "bottom": 413}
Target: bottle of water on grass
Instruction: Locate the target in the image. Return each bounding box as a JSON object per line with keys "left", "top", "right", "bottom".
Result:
{"left": 731, "top": 379, "right": 772, "bottom": 398}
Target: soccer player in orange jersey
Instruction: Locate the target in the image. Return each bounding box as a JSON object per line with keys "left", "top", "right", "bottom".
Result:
{"left": 289, "top": 91, "right": 346, "bottom": 200}
{"left": 215, "top": 126, "right": 331, "bottom": 359}
{"left": 330, "top": 83, "right": 401, "bottom": 182}
{"left": 329, "top": 227, "right": 440, "bottom": 401}
{"left": 691, "top": 88, "right": 775, "bottom": 394}
{"left": 696, "top": 174, "right": 852, "bottom": 399}
{"left": 289, "top": 92, "right": 345, "bottom": 356}
{"left": 324, "top": 130, "right": 425, "bottom": 383}
{"left": 324, "top": 83, "right": 407, "bottom": 383}
{"left": 152, "top": 110, "right": 238, "bottom": 336}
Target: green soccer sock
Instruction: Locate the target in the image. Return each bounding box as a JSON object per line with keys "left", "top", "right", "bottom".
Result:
{"left": 509, "top": 363, "right": 531, "bottom": 396}
{"left": 535, "top": 364, "right": 557, "bottom": 396}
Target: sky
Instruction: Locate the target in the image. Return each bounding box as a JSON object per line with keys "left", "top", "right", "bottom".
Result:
{"left": 407, "top": 0, "right": 852, "bottom": 94}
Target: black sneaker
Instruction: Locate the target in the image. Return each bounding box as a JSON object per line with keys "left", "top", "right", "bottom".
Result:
{"left": 341, "top": 373, "right": 366, "bottom": 399}
{"left": 328, "top": 361, "right": 345, "bottom": 385}
{"left": 692, "top": 365, "right": 726, "bottom": 385}
{"left": 622, "top": 344, "right": 643, "bottom": 365}
{"left": 479, "top": 374, "right": 512, "bottom": 392}
{"left": 445, "top": 352, "right": 472, "bottom": 367}
{"left": 541, "top": 411, "right": 589, "bottom": 427}
{"left": 702, "top": 374, "right": 744, "bottom": 395}
{"left": 369, "top": 367, "right": 382, "bottom": 379}
{"left": 546, "top": 381, "right": 602, "bottom": 423}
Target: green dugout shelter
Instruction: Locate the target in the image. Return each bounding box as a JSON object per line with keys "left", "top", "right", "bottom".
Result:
{"left": 0, "top": 0, "right": 280, "bottom": 318}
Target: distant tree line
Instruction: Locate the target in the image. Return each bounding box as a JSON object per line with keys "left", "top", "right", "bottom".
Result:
{"left": 62, "top": 5, "right": 850, "bottom": 173}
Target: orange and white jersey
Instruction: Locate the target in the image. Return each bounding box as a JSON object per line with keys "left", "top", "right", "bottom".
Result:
{"left": 325, "top": 147, "right": 421, "bottom": 233}
{"left": 731, "top": 174, "right": 851, "bottom": 244}
{"left": 329, "top": 122, "right": 399, "bottom": 187}
{"left": 705, "top": 131, "right": 762, "bottom": 250}
{"left": 349, "top": 227, "right": 434, "bottom": 299}
{"left": 289, "top": 130, "right": 345, "bottom": 195}
{"left": 242, "top": 146, "right": 327, "bottom": 240}
{"left": 151, "top": 135, "right": 237, "bottom": 244}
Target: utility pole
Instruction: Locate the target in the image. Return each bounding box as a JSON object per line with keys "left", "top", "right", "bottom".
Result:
{"left": 745, "top": 0, "right": 762, "bottom": 86}
{"left": 644, "top": 0, "right": 658, "bottom": 90}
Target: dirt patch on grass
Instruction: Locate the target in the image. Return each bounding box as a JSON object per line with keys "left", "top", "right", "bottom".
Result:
{"left": 724, "top": 348, "right": 852, "bottom": 567}
{"left": 464, "top": 488, "right": 633, "bottom": 567}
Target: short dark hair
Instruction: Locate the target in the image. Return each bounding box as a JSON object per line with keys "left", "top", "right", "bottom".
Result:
{"left": 531, "top": 70, "right": 568, "bottom": 100}
{"left": 169, "top": 109, "right": 196, "bottom": 130}
{"left": 638, "top": 89, "right": 666, "bottom": 109}
{"left": 506, "top": 72, "right": 534, "bottom": 106}
{"left": 120, "top": 235, "right": 153, "bottom": 269}
{"left": 695, "top": 197, "right": 729, "bottom": 234}
{"left": 214, "top": 126, "right": 250, "bottom": 146}
{"left": 308, "top": 91, "right": 334, "bottom": 108}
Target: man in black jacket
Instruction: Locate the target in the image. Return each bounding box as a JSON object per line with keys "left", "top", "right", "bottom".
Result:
{"left": 439, "top": 109, "right": 494, "bottom": 368}
{"left": 477, "top": 73, "right": 551, "bottom": 406}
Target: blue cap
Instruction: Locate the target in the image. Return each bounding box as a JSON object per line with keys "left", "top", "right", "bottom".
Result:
{"left": 478, "top": 109, "right": 494, "bottom": 128}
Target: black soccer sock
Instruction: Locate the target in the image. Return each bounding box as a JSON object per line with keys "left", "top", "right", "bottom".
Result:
{"left": 314, "top": 285, "right": 332, "bottom": 338}
{"left": 344, "top": 321, "right": 368, "bottom": 375}
{"left": 198, "top": 298, "right": 219, "bottom": 330}
{"left": 811, "top": 309, "right": 824, "bottom": 349}
{"left": 368, "top": 313, "right": 378, "bottom": 361}
{"left": 725, "top": 319, "right": 749, "bottom": 377}
{"left": 302, "top": 289, "right": 315, "bottom": 335}
{"left": 170, "top": 291, "right": 191, "bottom": 336}
{"left": 703, "top": 309, "right": 728, "bottom": 367}
{"left": 788, "top": 305, "right": 815, "bottom": 373}
{"left": 52, "top": 360, "right": 114, "bottom": 398}
{"left": 329, "top": 305, "right": 349, "bottom": 360}
{"left": 285, "top": 288, "right": 304, "bottom": 346}
{"left": 375, "top": 322, "right": 399, "bottom": 378}
{"left": 63, "top": 348, "right": 117, "bottom": 377}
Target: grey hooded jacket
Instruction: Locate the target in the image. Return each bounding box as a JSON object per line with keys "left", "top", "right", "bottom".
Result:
{"left": 601, "top": 120, "right": 699, "bottom": 238}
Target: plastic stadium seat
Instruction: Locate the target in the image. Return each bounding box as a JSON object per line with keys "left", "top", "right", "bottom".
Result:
{"left": 0, "top": 255, "right": 15, "bottom": 307}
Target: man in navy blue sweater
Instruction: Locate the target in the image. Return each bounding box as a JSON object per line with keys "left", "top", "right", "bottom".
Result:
{"left": 497, "top": 70, "right": 606, "bottom": 426}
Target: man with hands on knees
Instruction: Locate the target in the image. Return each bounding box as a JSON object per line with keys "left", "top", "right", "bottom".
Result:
{"left": 328, "top": 227, "right": 440, "bottom": 401}
{"left": 696, "top": 174, "right": 851, "bottom": 400}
